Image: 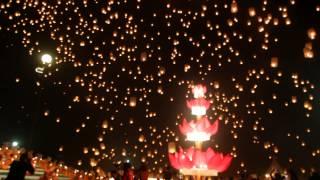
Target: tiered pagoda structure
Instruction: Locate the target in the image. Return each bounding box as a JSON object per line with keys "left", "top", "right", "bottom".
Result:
{"left": 168, "top": 84, "right": 232, "bottom": 179}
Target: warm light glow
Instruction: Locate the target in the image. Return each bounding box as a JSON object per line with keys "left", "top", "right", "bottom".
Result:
{"left": 186, "top": 131, "right": 211, "bottom": 142}
{"left": 270, "top": 57, "right": 279, "bottom": 68}
{"left": 169, "top": 147, "right": 233, "bottom": 173}
{"left": 179, "top": 118, "right": 219, "bottom": 139}
{"left": 180, "top": 168, "right": 218, "bottom": 177}
{"left": 168, "top": 142, "right": 176, "bottom": 153}
{"left": 35, "top": 67, "right": 44, "bottom": 74}
{"left": 192, "top": 85, "right": 207, "bottom": 98}
{"left": 191, "top": 106, "right": 207, "bottom": 116}
{"left": 12, "top": 141, "right": 19, "bottom": 147}
{"left": 41, "top": 54, "right": 53, "bottom": 64}
{"left": 129, "top": 97, "right": 137, "bottom": 107}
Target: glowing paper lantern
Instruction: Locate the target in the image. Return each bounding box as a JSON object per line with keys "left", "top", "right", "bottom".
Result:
{"left": 168, "top": 142, "right": 176, "bottom": 153}
{"left": 270, "top": 57, "right": 279, "bottom": 68}
{"left": 140, "top": 52, "right": 147, "bottom": 62}
{"left": 77, "top": 160, "right": 82, "bottom": 166}
{"left": 214, "top": 81, "right": 220, "bottom": 89}
{"left": 138, "top": 135, "right": 145, "bottom": 142}
{"left": 304, "top": 101, "right": 312, "bottom": 110}
{"left": 83, "top": 147, "right": 89, "bottom": 154}
{"left": 304, "top": 48, "right": 314, "bottom": 59}
{"left": 59, "top": 146, "right": 64, "bottom": 152}
{"left": 90, "top": 159, "right": 97, "bottom": 167}
{"left": 231, "top": 1, "right": 238, "bottom": 13}
{"left": 303, "top": 42, "right": 314, "bottom": 59}
{"left": 100, "top": 143, "right": 106, "bottom": 150}
{"left": 307, "top": 28, "right": 317, "bottom": 40}
{"left": 248, "top": 7, "right": 256, "bottom": 17}
{"left": 129, "top": 97, "right": 137, "bottom": 107}
{"left": 102, "top": 120, "right": 108, "bottom": 129}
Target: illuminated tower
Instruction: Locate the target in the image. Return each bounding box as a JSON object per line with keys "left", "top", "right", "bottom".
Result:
{"left": 168, "top": 84, "right": 232, "bottom": 178}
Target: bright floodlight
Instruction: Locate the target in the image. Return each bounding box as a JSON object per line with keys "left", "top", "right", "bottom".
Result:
{"left": 190, "top": 106, "right": 207, "bottom": 116}
{"left": 186, "top": 131, "right": 211, "bottom": 142}
{"left": 41, "top": 54, "right": 53, "bottom": 64}
{"left": 12, "top": 141, "right": 19, "bottom": 147}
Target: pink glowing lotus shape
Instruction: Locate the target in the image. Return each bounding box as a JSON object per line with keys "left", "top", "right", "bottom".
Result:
{"left": 169, "top": 147, "right": 232, "bottom": 173}
{"left": 187, "top": 98, "right": 211, "bottom": 116}
{"left": 187, "top": 98, "right": 210, "bottom": 110}
{"left": 179, "top": 118, "right": 219, "bottom": 138}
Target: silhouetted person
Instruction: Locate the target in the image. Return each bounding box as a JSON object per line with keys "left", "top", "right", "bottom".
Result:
{"left": 288, "top": 168, "right": 298, "bottom": 180}
{"left": 163, "top": 165, "right": 173, "bottom": 180}
{"left": 135, "top": 163, "right": 148, "bottom": 180}
{"left": 272, "top": 172, "right": 284, "bottom": 180}
{"left": 309, "top": 172, "right": 320, "bottom": 180}
{"left": 122, "top": 163, "right": 134, "bottom": 180}
{"left": 6, "top": 152, "right": 35, "bottom": 180}
{"left": 111, "top": 170, "right": 121, "bottom": 180}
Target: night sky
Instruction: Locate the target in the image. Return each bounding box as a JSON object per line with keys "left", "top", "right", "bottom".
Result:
{"left": 0, "top": 0, "right": 320, "bottom": 176}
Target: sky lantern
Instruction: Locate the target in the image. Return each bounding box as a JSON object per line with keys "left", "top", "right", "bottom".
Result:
{"left": 168, "top": 84, "right": 232, "bottom": 179}
{"left": 214, "top": 81, "right": 220, "bottom": 89}
{"left": 140, "top": 52, "right": 147, "bottom": 62}
{"left": 83, "top": 147, "right": 89, "bottom": 154}
{"left": 168, "top": 142, "right": 176, "bottom": 153}
{"left": 138, "top": 134, "right": 145, "bottom": 142}
{"left": 129, "top": 97, "right": 137, "bottom": 107}
{"left": 303, "top": 46, "right": 314, "bottom": 59}
{"left": 307, "top": 28, "right": 317, "bottom": 40}
{"left": 303, "top": 42, "right": 314, "bottom": 59}
{"left": 102, "top": 120, "right": 108, "bottom": 129}
{"left": 231, "top": 1, "right": 238, "bottom": 14}
{"left": 0, "top": 0, "right": 319, "bottom": 176}
{"left": 90, "top": 159, "right": 97, "bottom": 167}
{"left": 270, "top": 57, "right": 279, "bottom": 68}
{"left": 248, "top": 7, "right": 256, "bottom": 17}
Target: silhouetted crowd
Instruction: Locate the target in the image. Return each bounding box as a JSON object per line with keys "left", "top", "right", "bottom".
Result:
{"left": 2, "top": 152, "right": 320, "bottom": 180}
{"left": 109, "top": 163, "right": 177, "bottom": 180}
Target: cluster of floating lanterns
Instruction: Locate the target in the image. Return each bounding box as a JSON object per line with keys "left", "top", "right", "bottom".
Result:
{"left": 0, "top": 0, "right": 319, "bottom": 175}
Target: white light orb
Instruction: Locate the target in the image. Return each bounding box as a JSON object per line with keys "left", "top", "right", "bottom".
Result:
{"left": 191, "top": 106, "right": 207, "bottom": 116}
{"left": 12, "top": 141, "right": 19, "bottom": 147}
{"left": 41, "top": 54, "right": 53, "bottom": 64}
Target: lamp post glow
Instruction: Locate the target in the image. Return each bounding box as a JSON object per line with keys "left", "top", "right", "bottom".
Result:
{"left": 12, "top": 141, "right": 19, "bottom": 147}
{"left": 41, "top": 54, "right": 53, "bottom": 64}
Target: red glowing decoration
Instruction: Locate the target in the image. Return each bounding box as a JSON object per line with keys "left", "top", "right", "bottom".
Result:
{"left": 187, "top": 98, "right": 211, "bottom": 110}
{"left": 187, "top": 98, "right": 211, "bottom": 116}
{"left": 169, "top": 84, "right": 232, "bottom": 177}
{"left": 179, "top": 118, "right": 219, "bottom": 141}
{"left": 169, "top": 147, "right": 233, "bottom": 173}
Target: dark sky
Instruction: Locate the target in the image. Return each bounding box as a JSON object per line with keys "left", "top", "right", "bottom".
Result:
{"left": 0, "top": 0, "right": 320, "bottom": 176}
